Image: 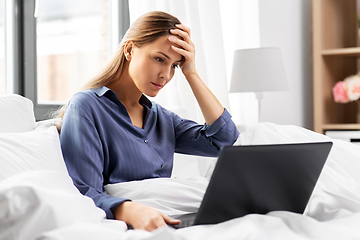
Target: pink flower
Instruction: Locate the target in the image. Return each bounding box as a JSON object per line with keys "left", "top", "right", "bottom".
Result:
{"left": 345, "top": 75, "right": 360, "bottom": 101}
{"left": 332, "top": 81, "right": 349, "bottom": 103}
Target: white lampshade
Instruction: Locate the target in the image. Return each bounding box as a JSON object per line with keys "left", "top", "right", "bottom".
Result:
{"left": 230, "top": 47, "right": 288, "bottom": 93}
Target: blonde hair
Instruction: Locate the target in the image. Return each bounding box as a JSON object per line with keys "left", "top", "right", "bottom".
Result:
{"left": 55, "top": 11, "right": 182, "bottom": 132}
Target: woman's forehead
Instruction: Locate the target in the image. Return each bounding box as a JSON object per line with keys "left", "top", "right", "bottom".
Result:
{"left": 143, "top": 35, "right": 182, "bottom": 61}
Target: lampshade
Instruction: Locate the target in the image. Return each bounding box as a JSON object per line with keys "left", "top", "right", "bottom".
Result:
{"left": 229, "top": 47, "right": 288, "bottom": 93}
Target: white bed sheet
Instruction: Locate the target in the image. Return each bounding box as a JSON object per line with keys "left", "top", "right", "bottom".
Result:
{"left": 35, "top": 123, "right": 360, "bottom": 239}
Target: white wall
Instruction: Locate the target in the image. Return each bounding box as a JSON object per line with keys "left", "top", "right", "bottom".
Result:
{"left": 258, "top": 0, "right": 313, "bottom": 129}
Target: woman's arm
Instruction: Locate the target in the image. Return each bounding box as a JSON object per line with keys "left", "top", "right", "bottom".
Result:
{"left": 169, "top": 24, "right": 224, "bottom": 125}
{"left": 61, "top": 93, "right": 180, "bottom": 231}
{"left": 60, "top": 100, "right": 128, "bottom": 219}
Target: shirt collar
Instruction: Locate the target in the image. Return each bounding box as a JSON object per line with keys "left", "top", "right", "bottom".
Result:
{"left": 139, "top": 95, "right": 152, "bottom": 109}
{"left": 92, "top": 86, "right": 152, "bottom": 109}
{"left": 93, "top": 86, "right": 110, "bottom": 97}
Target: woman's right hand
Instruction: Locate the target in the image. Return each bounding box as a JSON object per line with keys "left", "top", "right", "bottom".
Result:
{"left": 113, "top": 201, "right": 180, "bottom": 231}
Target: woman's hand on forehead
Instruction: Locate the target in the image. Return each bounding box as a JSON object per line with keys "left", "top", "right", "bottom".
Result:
{"left": 169, "top": 24, "right": 196, "bottom": 77}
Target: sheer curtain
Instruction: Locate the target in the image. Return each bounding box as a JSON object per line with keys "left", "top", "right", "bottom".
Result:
{"left": 220, "top": 0, "right": 260, "bottom": 132}
{"left": 128, "top": 0, "right": 259, "bottom": 178}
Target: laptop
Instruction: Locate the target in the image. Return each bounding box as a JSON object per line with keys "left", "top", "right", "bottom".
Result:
{"left": 172, "top": 141, "right": 333, "bottom": 228}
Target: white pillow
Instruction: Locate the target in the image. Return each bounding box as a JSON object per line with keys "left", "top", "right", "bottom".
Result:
{"left": 0, "top": 124, "right": 110, "bottom": 240}
{"left": 0, "top": 94, "right": 36, "bottom": 133}
{"left": 0, "top": 126, "right": 68, "bottom": 180}
{"left": 0, "top": 171, "right": 107, "bottom": 240}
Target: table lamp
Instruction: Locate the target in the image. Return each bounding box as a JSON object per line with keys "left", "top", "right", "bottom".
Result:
{"left": 229, "top": 47, "right": 288, "bottom": 122}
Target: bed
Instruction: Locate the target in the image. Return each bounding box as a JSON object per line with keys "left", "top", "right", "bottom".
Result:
{"left": 1, "top": 94, "right": 360, "bottom": 240}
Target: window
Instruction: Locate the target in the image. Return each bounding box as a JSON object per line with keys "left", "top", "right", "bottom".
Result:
{"left": 36, "top": 0, "right": 118, "bottom": 104}
{"left": 22, "top": 0, "right": 129, "bottom": 119}
{"left": 0, "top": 0, "right": 5, "bottom": 94}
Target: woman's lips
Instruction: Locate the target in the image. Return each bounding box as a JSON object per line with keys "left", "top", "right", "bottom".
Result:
{"left": 151, "top": 82, "right": 163, "bottom": 90}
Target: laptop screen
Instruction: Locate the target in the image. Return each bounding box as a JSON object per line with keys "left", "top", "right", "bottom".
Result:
{"left": 194, "top": 142, "right": 333, "bottom": 225}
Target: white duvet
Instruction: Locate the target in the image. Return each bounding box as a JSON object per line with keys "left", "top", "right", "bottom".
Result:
{"left": 112, "top": 122, "right": 360, "bottom": 240}
{"left": 6, "top": 122, "right": 360, "bottom": 240}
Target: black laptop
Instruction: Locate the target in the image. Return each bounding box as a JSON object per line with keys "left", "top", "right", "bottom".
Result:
{"left": 172, "top": 141, "right": 333, "bottom": 228}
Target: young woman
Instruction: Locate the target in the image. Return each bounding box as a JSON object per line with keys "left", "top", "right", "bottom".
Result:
{"left": 59, "top": 11, "right": 239, "bottom": 231}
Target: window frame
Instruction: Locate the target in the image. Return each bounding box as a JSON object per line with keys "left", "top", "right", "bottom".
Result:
{"left": 3, "top": 0, "right": 22, "bottom": 95}
{"left": 20, "top": 0, "right": 130, "bottom": 120}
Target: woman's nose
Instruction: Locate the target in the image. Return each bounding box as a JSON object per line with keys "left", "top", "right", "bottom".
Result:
{"left": 160, "top": 66, "right": 172, "bottom": 81}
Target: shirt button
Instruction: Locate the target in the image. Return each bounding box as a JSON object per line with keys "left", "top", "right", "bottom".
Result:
{"left": 144, "top": 139, "right": 148, "bottom": 143}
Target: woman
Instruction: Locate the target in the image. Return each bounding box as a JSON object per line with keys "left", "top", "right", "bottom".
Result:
{"left": 59, "top": 11, "right": 239, "bottom": 231}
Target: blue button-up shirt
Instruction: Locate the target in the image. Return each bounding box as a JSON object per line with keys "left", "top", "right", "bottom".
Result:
{"left": 60, "top": 87, "right": 239, "bottom": 219}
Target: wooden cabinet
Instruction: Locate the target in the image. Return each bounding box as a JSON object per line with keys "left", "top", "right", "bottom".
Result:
{"left": 313, "top": 0, "right": 360, "bottom": 133}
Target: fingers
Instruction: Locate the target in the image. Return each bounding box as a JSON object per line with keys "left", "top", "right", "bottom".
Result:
{"left": 169, "top": 26, "right": 195, "bottom": 60}
{"left": 116, "top": 201, "right": 173, "bottom": 231}
{"left": 133, "top": 210, "right": 168, "bottom": 231}
{"left": 162, "top": 213, "right": 181, "bottom": 226}
{"left": 142, "top": 214, "right": 168, "bottom": 231}
{"left": 170, "top": 45, "right": 190, "bottom": 61}
{"left": 169, "top": 24, "right": 197, "bottom": 76}
{"left": 170, "top": 24, "right": 191, "bottom": 42}
{"left": 175, "top": 24, "right": 191, "bottom": 38}
{"left": 138, "top": 213, "right": 180, "bottom": 231}
{"left": 168, "top": 36, "right": 187, "bottom": 53}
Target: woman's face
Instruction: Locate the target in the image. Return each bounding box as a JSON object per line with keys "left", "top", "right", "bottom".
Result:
{"left": 127, "top": 35, "right": 183, "bottom": 97}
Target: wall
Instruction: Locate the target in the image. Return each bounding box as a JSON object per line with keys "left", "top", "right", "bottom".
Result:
{"left": 258, "top": 0, "right": 313, "bottom": 129}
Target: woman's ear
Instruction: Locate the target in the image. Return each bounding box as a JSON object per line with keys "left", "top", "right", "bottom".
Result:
{"left": 124, "top": 41, "right": 134, "bottom": 61}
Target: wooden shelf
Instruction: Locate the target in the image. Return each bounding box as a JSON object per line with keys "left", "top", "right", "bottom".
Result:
{"left": 323, "top": 124, "right": 360, "bottom": 131}
{"left": 322, "top": 47, "right": 360, "bottom": 57}
{"left": 313, "top": 0, "right": 360, "bottom": 133}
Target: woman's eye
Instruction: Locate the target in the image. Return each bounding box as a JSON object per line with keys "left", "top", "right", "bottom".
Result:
{"left": 155, "top": 57, "right": 164, "bottom": 63}
{"left": 172, "top": 64, "right": 179, "bottom": 69}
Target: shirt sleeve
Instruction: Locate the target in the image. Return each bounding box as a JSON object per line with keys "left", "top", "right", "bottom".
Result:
{"left": 173, "top": 108, "right": 239, "bottom": 157}
{"left": 60, "top": 102, "right": 129, "bottom": 219}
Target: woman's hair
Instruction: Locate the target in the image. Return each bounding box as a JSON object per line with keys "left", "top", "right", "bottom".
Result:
{"left": 54, "top": 11, "right": 182, "bottom": 132}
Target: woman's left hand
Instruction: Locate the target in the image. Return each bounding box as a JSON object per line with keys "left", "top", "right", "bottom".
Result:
{"left": 169, "top": 24, "right": 224, "bottom": 125}
{"left": 169, "top": 24, "right": 197, "bottom": 77}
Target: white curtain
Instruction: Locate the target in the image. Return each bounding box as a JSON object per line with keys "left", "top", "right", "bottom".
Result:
{"left": 220, "top": 0, "right": 260, "bottom": 132}
{"left": 128, "top": 0, "right": 260, "bottom": 178}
